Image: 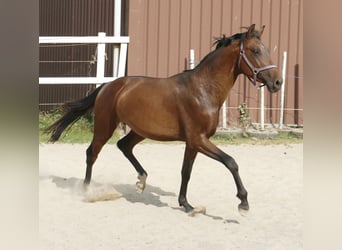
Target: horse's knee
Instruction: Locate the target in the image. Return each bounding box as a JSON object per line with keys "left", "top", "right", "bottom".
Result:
{"left": 181, "top": 165, "right": 192, "bottom": 178}
{"left": 224, "top": 155, "right": 239, "bottom": 173}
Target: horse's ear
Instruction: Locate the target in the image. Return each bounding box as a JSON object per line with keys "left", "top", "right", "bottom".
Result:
{"left": 259, "top": 25, "right": 266, "bottom": 37}
{"left": 247, "top": 24, "right": 256, "bottom": 39}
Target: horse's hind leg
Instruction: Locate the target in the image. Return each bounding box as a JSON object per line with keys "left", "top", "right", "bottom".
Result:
{"left": 84, "top": 117, "right": 118, "bottom": 186}
{"left": 117, "top": 130, "right": 147, "bottom": 193}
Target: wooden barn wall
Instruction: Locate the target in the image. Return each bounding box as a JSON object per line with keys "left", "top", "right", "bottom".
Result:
{"left": 127, "top": 0, "right": 303, "bottom": 126}
{"left": 39, "top": 0, "right": 129, "bottom": 111}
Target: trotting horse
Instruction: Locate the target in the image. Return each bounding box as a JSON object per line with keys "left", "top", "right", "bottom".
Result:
{"left": 45, "top": 24, "right": 282, "bottom": 215}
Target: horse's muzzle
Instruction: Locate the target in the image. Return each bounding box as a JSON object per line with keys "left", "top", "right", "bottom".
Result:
{"left": 266, "top": 77, "right": 283, "bottom": 93}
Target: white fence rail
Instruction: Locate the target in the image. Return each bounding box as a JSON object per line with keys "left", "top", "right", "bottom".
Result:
{"left": 39, "top": 32, "right": 129, "bottom": 85}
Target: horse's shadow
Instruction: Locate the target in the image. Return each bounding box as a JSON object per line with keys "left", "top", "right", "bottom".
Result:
{"left": 46, "top": 175, "right": 89, "bottom": 195}
{"left": 45, "top": 175, "right": 176, "bottom": 208}
{"left": 44, "top": 175, "right": 239, "bottom": 223}
{"left": 114, "top": 183, "right": 176, "bottom": 208}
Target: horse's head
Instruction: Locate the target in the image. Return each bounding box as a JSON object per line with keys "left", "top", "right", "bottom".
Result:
{"left": 238, "top": 24, "right": 283, "bottom": 93}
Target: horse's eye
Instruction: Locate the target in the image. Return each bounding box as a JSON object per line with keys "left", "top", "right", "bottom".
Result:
{"left": 252, "top": 48, "right": 260, "bottom": 55}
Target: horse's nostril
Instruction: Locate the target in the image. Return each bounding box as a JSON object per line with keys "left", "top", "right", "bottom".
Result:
{"left": 275, "top": 79, "right": 282, "bottom": 88}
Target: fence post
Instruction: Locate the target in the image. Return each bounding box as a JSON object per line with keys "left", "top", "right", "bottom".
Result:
{"left": 222, "top": 101, "right": 227, "bottom": 128}
{"left": 96, "top": 32, "right": 106, "bottom": 86}
{"left": 189, "top": 49, "right": 195, "bottom": 69}
{"left": 118, "top": 43, "right": 128, "bottom": 77}
{"left": 113, "top": 0, "right": 121, "bottom": 77}
{"left": 279, "top": 51, "right": 287, "bottom": 129}
{"left": 260, "top": 87, "right": 265, "bottom": 130}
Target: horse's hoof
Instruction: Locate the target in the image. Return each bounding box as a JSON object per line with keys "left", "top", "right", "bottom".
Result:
{"left": 238, "top": 203, "right": 249, "bottom": 217}
{"left": 136, "top": 174, "right": 147, "bottom": 193}
{"left": 187, "top": 206, "right": 206, "bottom": 217}
{"left": 83, "top": 182, "right": 90, "bottom": 191}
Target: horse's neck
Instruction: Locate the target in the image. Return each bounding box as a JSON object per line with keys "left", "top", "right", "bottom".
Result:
{"left": 192, "top": 45, "right": 240, "bottom": 106}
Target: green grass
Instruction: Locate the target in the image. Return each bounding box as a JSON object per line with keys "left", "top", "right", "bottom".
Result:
{"left": 39, "top": 111, "right": 302, "bottom": 145}
{"left": 39, "top": 111, "right": 121, "bottom": 144}
{"left": 210, "top": 130, "right": 302, "bottom": 145}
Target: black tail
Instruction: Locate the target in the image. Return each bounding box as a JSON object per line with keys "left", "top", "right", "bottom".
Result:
{"left": 45, "top": 84, "right": 106, "bottom": 142}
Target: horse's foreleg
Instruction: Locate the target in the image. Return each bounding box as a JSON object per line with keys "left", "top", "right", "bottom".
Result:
{"left": 195, "top": 136, "right": 249, "bottom": 216}
{"left": 117, "top": 130, "right": 147, "bottom": 193}
{"left": 178, "top": 145, "right": 198, "bottom": 212}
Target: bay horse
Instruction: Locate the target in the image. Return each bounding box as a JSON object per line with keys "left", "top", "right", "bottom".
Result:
{"left": 45, "top": 24, "right": 282, "bottom": 215}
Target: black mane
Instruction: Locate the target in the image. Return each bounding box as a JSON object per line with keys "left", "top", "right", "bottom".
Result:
{"left": 192, "top": 32, "right": 246, "bottom": 69}
{"left": 184, "top": 30, "right": 260, "bottom": 72}
{"left": 213, "top": 32, "right": 246, "bottom": 49}
{"left": 213, "top": 29, "right": 261, "bottom": 50}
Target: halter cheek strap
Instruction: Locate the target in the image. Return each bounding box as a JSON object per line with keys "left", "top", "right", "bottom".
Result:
{"left": 238, "top": 42, "right": 277, "bottom": 87}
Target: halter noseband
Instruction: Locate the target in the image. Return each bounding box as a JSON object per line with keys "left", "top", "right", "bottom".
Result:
{"left": 238, "top": 41, "right": 277, "bottom": 87}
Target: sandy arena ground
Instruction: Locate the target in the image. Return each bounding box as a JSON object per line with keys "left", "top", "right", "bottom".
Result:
{"left": 39, "top": 142, "right": 303, "bottom": 250}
